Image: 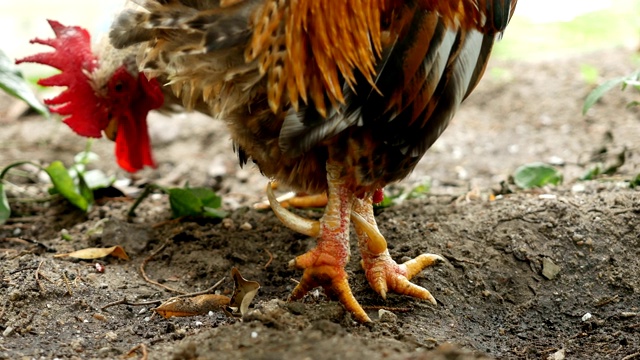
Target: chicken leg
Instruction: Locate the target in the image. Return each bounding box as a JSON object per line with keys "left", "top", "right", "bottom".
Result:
{"left": 268, "top": 162, "right": 443, "bottom": 322}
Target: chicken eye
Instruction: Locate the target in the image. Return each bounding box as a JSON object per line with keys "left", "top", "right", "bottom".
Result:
{"left": 114, "top": 82, "right": 124, "bottom": 92}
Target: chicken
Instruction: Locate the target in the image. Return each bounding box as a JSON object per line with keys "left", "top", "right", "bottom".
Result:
{"left": 21, "top": 0, "right": 517, "bottom": 322}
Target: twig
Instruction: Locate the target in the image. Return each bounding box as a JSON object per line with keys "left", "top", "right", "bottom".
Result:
{"left": 152, "top": 216, "right": 186, "bottom": 229}
{"left": 612, "top": 207, "right": 640, "bottom": 215}
{"left": 362, "top": 305, "right": 412, "bottom": 313}
{"left": 9, "top": 266, "right": 38, "bottom": 275}
{"left": 443, "top": 254, "right": 483, "bottom": 266}
{"left": 125, "top": 343, "right": 149, "bottom": 360}
{"left": 140, "top": 241, "right": 186, "bottom": 294}
{"left": 0, "top": 300, "right": 7, "bottom": 321}
{"left": 128, "top": 184, "right": 165, "bottom": 218}
{"left": 74, "top": 268, "right": 84, "bottom": 287}
{"left": 264, "top": 248, "right": 273, "bottom": 269}
{"left": 166, "top": 277, "right": 226, "bottom": 301}
{"left": 62, "top": 271, "right": 73, "bottom": 296}
{"left": 34, "top": 260, "right": 46, "bottom": 293}
{"left": 101, "top": 277, "right": 226, "bottom": 311}
{"left": 595, "top": 295, "right": 619, "bottom": 307}
{"left": 101, "top": 298, "right": 163, "bottom": 311}
{"left": 622, "top": 352, "right": 640, "bottom": 360}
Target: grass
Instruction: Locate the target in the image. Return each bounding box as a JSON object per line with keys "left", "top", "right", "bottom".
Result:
{"left": 493, "top": 0, "right": 640, "bottom": 60}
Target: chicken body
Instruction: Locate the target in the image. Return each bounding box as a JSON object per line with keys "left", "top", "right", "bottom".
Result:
{"left": 111, "top": 0, "right": 517, "bottom": 322}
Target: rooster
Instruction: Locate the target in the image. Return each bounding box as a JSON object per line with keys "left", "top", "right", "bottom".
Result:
{"left": 21, "top": 0, "right": 517, "bottom": 322}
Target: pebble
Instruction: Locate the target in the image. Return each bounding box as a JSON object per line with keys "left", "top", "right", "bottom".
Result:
{"left": 571, "top": 184, "right": 586, "bottom": 193}
{"left": 582, "top": 313, "right": 592, "bottom": 322}
{"left": 8, "top": 290, "right": 22, "bottom": 302}
{"left": 378, "top": 309, "right": 397, "bottom": 323}
{"left": 2, "top": 326, "right": 14, "bottom": 337}
{"left": 222, "top": 218, "right": 235, "bottom": 230}
{"left": 240, "top": 222, "right": 253, "bottom": 231}
{"left": 547, "top": 348, "right": 565, "bottom": 360}
{"left": 542, "top": 258, "right": 561, "bottom": 280}
{"left": 105, "top": 331, "right": 118, "bottom": 341}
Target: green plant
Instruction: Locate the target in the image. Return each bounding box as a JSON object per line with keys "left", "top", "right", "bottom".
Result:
{"left": 513, "top": 163, "right": 563, "bottom": 189}
{"left": 0, "top": 146, "right": 115, "bottom": 225}
{"left": 0, "top": 49, "right": 48, "bottom": 116}
{"left": 583, "top": 69, "right": 640, "bottom": 187}
{"left": 583, "top": 69, "right": 640, "bottom": 114}
{"left": 128, "top": 184, "right": 227, "bottom": 219}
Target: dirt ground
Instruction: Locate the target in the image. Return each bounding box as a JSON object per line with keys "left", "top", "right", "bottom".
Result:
{"left": 1, "top": 48, "right": 639, "bottom": 360}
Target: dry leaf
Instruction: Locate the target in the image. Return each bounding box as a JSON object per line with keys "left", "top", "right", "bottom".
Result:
{"left": 228, "top": 267, "right": 260, "bottom": 317}
{"left": 154, "top": 294, "right": 230, "bottom": 318}
{"left": 54, "top": 246, "right": 130, "bottom": 260}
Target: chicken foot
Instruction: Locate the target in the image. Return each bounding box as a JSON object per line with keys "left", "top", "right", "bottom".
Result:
{"left": 351, "top": 196, "right": 443, "bottom": 303}
{"left": 267, "top": 163, "right": 442, "bottom": 322}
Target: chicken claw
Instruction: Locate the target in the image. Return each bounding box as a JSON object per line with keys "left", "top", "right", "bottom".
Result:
{"left": 289, "top": 258, "right": 370, "bottom": 323}
{"left": 351, "top": 197, "right": 444, "bottom": 303}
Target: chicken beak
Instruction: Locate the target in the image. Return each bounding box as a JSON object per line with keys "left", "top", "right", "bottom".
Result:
{"left": 104, "top": 118, "right": 119, "bottom": 141}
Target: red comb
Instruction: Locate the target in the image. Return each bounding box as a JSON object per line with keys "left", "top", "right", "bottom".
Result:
{"left": 16, "top": 20, "right": 107, "bottom": 138}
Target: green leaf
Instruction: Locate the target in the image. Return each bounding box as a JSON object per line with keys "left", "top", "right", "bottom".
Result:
{"left": 407, "top": 180, "right": 431, "bottom": 200}
{"left": 514, "top": 163, "right": 563, "bottom": 189}
{"left": 168, "top": 188, "right": 201, "bottom": 217}
{"left": 203, "top": 206, "right": 228, "bottom": 218}
{"left": 580, "top": 165, "right": 602, "bottom": 181}
{"left": 582, "top": 76, "right": 626, "bottom": 114}
{"left": 0, "top": 183, "right": 10, "bottom": 225}
{"left": 168, "top": 187, "right": 226, "bottom": 219}
{"left": 45, "top": 161, "right": 89, "bottom": 211}
{"left": 77, "top": 172, "right": 94, "bottom": 205}
{"left": 0, "top": 49, "right": 49, "bottom": 116}
{"left": 630, "top": 174, "right": 640, "bottom": 189}
{"left": 374, "top": 179, "right": 431, "bottom": 209}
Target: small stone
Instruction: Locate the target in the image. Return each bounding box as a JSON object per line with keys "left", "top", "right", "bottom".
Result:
{"left": 2, "top": 326, "right": 15, "bottom": 337}
{"left": 571, "top": 183, "right": 586, "bottom": 193}
{"left": 582, "top": 313, "right": 592, "bottom": 322}
{"left": 620, "top": 312, "right": 638, "bottom": 318}
{"left": 378, "top": 309, "right": 397, "bottom": 323}
{"left": 222, "top": 218, "right": 235, "bottom": 230}
{"left": 286, "top": 302, "right": 306, "bottom": 315}
{"left": 547, "top": 348, "right": 565, "bottom": 360}
{"left": 105, "top": 331, "right": 118, "bottom": 341}
{"left": 542, "top": 258, "right": 561, "bottom": 280}
{"left": 240, "top": 222, "right": 253, "bottom": 231}
{"left": 8, "top": 290, "right": 22, "bottom": 302}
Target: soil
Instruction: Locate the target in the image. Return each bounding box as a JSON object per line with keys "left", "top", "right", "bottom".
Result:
{"left": 1, "top": 48, "right": 639, "bottom": 360}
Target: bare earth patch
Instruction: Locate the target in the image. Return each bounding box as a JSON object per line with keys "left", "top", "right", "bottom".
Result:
{"left": 1, "top": 49, "right": 639, "bottom": 359}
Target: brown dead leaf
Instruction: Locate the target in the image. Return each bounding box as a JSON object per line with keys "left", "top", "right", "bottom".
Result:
{"left": 54, "top": 246, "right": 130, "bottom": 260}
{"left": 228, "top": 267, "right": 260, "bottom": 317}
{"left": 154, "top": 294, "right": 230, "bottom": 318}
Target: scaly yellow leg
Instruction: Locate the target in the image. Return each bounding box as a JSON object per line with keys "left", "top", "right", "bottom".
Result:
{"left": 268, "top": 163, "right": 370, "bottom": 322}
